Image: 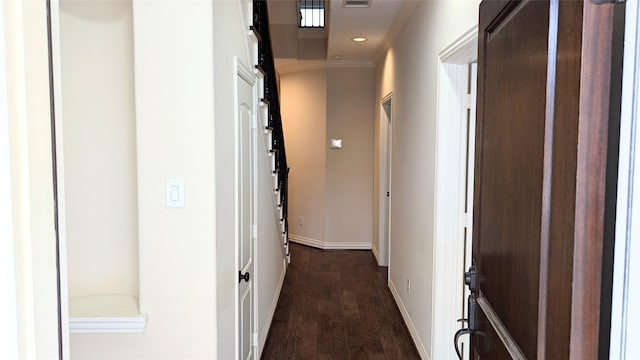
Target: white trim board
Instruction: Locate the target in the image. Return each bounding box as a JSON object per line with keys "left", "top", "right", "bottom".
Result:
{"left": 431, "top": 26, "right": 478, "bottom": 360}
{"left": 289, "top": 234, "right": 372, "bottom": 250}
{"left": 388, "top": 279, "right": 430, "bottom": 360}
{"left": 69, "top": 317, "right": 146, "bottom": 334}
{"left": 257, "top": 260, "right": 286, "bottom": 358}
{"left": 68, "top": 295, "right": 147, "bottom": 334}
{"left": 438, "top": 26, "right": 478, "bottom": 65}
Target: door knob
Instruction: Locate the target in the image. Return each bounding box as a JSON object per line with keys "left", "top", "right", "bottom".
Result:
{"left": 239, "top": 271, "right": 250, "bottom": 283}
{"left": 454, "top": 266, "right": 478, "bottom": 359}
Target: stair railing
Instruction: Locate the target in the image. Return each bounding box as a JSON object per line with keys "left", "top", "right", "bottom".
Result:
{"left": 252, "top": 0, "right": 290, "bottom": 263}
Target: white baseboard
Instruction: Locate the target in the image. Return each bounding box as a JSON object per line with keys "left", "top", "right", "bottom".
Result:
{"left": 289, "top": 234, "right": 372, "bottom": 250}
{"left": 388, "top": 279, "right": 430, "bottom": 360}
{"left": 289, "top": 234, "right": 324, "bottom": 248}
{"left": 258, "top": 263, "right": 286, "bottom": 358}
{"left": 372, "top": 245, "right": 380, "bottom": 264}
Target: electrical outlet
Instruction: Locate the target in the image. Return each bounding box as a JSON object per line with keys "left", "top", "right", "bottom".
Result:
{"left": 298, "top": 216, "right": 304, "bottom": 225}
{"left": 407, "top": 278, "right": 411, "bottom": 294}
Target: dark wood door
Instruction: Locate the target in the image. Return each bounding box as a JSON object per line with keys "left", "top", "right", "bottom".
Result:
{"left": 470, "top": 0, "right": 623, "bottom": 358}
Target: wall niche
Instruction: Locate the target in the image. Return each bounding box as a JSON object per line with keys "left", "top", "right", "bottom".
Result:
{"left": 59, "top": 0, "right": 145, "bottom": 334}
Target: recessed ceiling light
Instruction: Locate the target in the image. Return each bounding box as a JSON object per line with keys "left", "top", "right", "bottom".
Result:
{"left": 331, "top": 54, "right": 343, "bottom": 60}
{"left": 351, "top": 37, "right": 367, "bottom": 42}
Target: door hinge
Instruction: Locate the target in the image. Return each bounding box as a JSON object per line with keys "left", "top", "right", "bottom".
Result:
{"left": 252, "top": 332, "right": 259, "bottom": 347}
{"left": 252, "top": 224, "right": 257, "bottom": 239}
{"left": 465, "top": 94, "right": 472, "bottom": 109}
{"left": 252, "top": 112, "right": 258, "bottom": 129}
{"left": 463, "top": 213, "right": 470, "bottom": 228}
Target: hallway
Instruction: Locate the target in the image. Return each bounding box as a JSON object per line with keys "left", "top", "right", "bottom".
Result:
{"left": 261, "top": 243, "right": 420, "bottom": 359}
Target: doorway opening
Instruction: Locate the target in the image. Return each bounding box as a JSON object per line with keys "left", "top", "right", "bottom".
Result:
{"left": 377, "top": 93, "right": 392, "bottom": 268}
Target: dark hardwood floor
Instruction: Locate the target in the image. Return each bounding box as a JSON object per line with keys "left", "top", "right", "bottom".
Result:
{"left": 261, "top": 243, "right": 421, "bottom": 359}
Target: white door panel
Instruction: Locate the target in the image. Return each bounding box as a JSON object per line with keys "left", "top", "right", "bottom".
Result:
{"left": 236, "top": 60, "right": 255, "bottom": 360}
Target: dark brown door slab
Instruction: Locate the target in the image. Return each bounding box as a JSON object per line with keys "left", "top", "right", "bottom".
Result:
{"left": 470, "top": 0, "right": 623, "bottom": 359}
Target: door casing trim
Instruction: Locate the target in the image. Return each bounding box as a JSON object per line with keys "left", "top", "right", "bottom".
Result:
{"left": 431, "top": 25, "right": 478, "bottom": 360}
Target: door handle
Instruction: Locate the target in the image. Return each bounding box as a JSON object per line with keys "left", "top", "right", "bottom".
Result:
{"left": 454, "top": 266, "right": 477, "bottom": 360}
{"left": 239, "top": 271, "right": 250, "bottom": 283}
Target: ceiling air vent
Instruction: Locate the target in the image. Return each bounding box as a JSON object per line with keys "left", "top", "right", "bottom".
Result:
{"left": 343, "top": 0, "right": 371, "bottom": 8}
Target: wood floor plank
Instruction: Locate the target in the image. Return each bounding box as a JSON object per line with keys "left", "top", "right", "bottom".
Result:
{"left": 261, "top": 243, "right": 420, "bottom": 359}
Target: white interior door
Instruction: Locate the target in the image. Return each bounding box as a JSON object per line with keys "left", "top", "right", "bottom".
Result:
{"left": 237, "top": 61, "right": 255, "bottom": 360}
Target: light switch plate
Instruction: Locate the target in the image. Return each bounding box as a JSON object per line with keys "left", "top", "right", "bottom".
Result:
{"left": 166, "top": 179, "right": 185, "bottom": 208}
{"left": 330, "top": 138, "right": 343, "bottom": 149}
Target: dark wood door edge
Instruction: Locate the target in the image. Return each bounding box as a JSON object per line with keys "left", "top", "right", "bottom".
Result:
{"left": 571, "top": 1, "right": 624, "bottom": 358}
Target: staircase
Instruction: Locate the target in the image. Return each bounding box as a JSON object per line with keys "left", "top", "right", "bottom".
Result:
{"left": 251, "top": 0, "right": 290, "bottom": 263}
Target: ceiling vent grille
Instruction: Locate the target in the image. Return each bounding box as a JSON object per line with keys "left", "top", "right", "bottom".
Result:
{"left": 343, "top": 0, "right": 371, "bottom": 8}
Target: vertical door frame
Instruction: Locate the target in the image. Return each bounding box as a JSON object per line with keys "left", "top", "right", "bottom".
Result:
{"left": 610, "top": 0, "right": 640, "bottom": 357}
{"left": 464, "top": 63, "right": 477, "bottom": 304}
{"left": 431, "top": 25, "right": 477, "bottom": 360}
{"left": 251, "top": 63, "right": 259, "bottom": 360}
{"left": 47, "top": 1, "right": 70, "bottom": 358}
{"left": 378, "top": 92, "right": 392, "bottom": 267}
{"left": 5, "top": 0, "right": 61, "bottom": 357}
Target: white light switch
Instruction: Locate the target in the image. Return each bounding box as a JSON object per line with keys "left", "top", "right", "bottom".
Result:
{"left": 166, "top": 179, "right": 184, "bottom": 208}
{"left": 170, "top": 186, "right": 179, "bottom": 201}
{"left": 330, "top": 138, "right": 343, "bottom": 149}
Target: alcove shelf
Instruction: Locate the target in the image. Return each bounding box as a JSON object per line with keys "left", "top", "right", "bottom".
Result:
{"left": 59, "top": 0, "right": 142, "bottom": 338}
{"left": 69, "top": 295, "right": 147, "bottom": 334}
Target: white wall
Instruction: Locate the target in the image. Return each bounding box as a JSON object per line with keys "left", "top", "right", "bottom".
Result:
{"left": 52, "top": 1, "right": 287, "bottom": 358}
{"left": 3, "top": 0, "right": 287, "bottom": 358}
{"left": 0, "top": 1, "right": 19, "bottom": 357}
{"left": 4, "top": 0, "right": 61, "bottom": 357}
{"left": 281, "top": 66, "right": 374, "bottom": 249}
{"left": 281, "top": 68, "right": 327, "bottom": 244}
{"left": 325, "top": 67, "right": 374, "bottom": 246}
{"left": 256, "top": 113, "right": 287, "bottom": 355}
{"left": 212, "top": 2, "right": 251, "bottom": 358}
{"left": 59, "top": 0, "right": 139, "bottom": 299}
{"left": 68, "top": 1, "right": 218, "bottom": 358}
{"left": 374, "top": 1, "right": 479, "bottom": 358}
{"left": 213, "top": 1, "right": 288, "bottom": 358}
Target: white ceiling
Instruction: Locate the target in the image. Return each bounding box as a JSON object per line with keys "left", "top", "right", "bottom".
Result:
{"left": 327, "top": 0, "right": 405, "bottom": 61}
{"left": 270, "top": 0, "right": 411, "bottom": 72}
